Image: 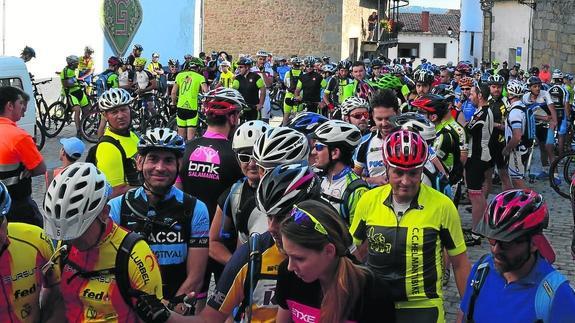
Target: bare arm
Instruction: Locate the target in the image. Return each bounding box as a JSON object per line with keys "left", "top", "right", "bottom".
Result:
{"left": 276, "top": 307, "right": 292, "bottom": 323}
{"left": 450, "top": 252, "right": 471, "bottom": 298}
{"left": 29, "top": 160, "right": 47, "bottom": 177}
{"left": 110, "top": 184, "right": 132, "bottom": 198}
{"left": 503, "top": 128, "right": 522, "bottom": 155}
{"left": 209, "top": 206, "right": 234, "bottom": 265}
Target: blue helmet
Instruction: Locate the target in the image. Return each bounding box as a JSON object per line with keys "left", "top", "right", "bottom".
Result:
{"left": 0, "top": 181, "right": 11, "bottom": 216}
{"left": 288, "top": 112, "right": 329, "bottom": 136}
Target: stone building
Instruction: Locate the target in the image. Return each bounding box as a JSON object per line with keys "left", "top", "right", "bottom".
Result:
{"left": 202, "top": 0, "right": 381, "bottom": 61}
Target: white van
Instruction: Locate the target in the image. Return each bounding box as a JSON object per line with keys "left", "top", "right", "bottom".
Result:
{"left": 0, "top": 56, "right": 37, "bottom": 136}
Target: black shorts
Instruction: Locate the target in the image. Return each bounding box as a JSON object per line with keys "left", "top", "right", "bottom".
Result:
{"left": 536, "top": 124, "right": 549, "bottom": 144}
{"left": 488, "top": 136, "right": 507, "bottom": 169}
{"left": 465, "top": 159, "right": 492, "bottom": 190}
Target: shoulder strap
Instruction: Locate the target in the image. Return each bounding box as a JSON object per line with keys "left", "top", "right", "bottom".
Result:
{"left": 341, "top": 177, "right": 369, "bottom": 222}
{"left": 182, "top": 192, "right": 197, "bottom": 219}
{"left": 466, "top": 253, "right": 491, "bottom": 323}
{"left": 535, "top": 270, "right": 568, "bottom": 322}
{"left": 115, "top": 231, "right": 145, "bottom": 309}
{"left": 221, "top": 179, "right": 245, "bottom": 239}
{"left": 99, "top": 135, "right": 127, "bottom": 162}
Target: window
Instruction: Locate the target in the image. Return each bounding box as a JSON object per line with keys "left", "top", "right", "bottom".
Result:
{"left": 0, "top": 78, "right": 23, "bottom": 89}
{"left": 433, "top": 43, "right": 447, "bottom": 58}
{"left": 398, "top": 43, "right": 420, "bottom": 58}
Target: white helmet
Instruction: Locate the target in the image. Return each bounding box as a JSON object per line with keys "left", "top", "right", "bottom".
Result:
{"left": 389, "top": 112, "right": 436, "bottom": 142}
{"left": 311, "top": 120, "right": 362, "bottom": 150}
{"left": 43, "top": 163, "right": 111, "bottom": 241}
{"left": 340, "top": 96, "right": 369, "bottom": 118}
{"left": 253, "top": 127, "right": 310, "bottom": 169}
{"left": 232, "top": 120, "right": 272, "bottom": 152}
{"left": 506, "top": 80, "right": 527, "bottom": 98}
{"left": 98, "top": 88, "right": 134, "bottom": 111}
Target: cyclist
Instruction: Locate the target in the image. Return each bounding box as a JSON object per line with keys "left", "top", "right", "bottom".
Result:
{"left": 282, "top": 57, "right": 304, "bottom": 125}
{"left": 455, "top": 76, "right": 477, "bottom": 126}
{"left": 522, "top": 76, "right": 557, "bottom": 180}
{"left": 287, "top": 112, "right": 328, "bottom": 167}
{"left": 134, "top": 164, "right": 322, "bottom": 323}
{"left": 367, "top": 58, "right": 384, "bottom": 82}
{"left": 209, "top": 121, "right": 272, "bottom": 270}
{"left": 311, "top": 120, "right": 367, "bottom": 224}
{"left": 78, "top": 46, "right": 95, "bottom": 84}
{"left": 45, "top": 137, "right": 85, "bottom": 188}
{"left": 350, "top": 129, "right": 470, "bottom": 323}
{"left": 20, "top": 46, "right": 35, "bottom": 62}
{"left": 294, "top": 56, "right": 327, "bottom": 115}
{"left": 340, "top": 96, "right": 370, "bottom": 135}
{"left": 503, "top": 80, "right": 530, "bottom": 189}
{"left": 0, "top": 181, "right": 65, "bottom": 322}
{"left": 60, "top": 55, "right": 90, "bottom": 137}
{"left": 94, "top": 88, "right": 142, "bottom": 198}
{"left": 133, "top": 57, "right": 158, "bottom": 115}
{"left": 347, "top": 61, "right": 373, "bottom": 101}
{"left": 459, "top": 189, "right": 575, "bottom": 323}
{"left": 118, "top": 57, "right": 133, "bottom": 90}
{"left": 0, "top": 86, "right": 46, "bottom": 226}
{"left": 178, "top": 87, "right": 244, "bottom": 300}
{"left": 275, "top": 200, "right": 395, "bottom": 323}
{"left": 322, "top": 59, "right": 353, "bottom": 112}
{"left": 43, "top": 163, "right": 163, "bottom": 322}
{"left": 548, "top": 69, "right": 571, "bottom": 157}
{"left": 215, "top": 60, "right": 234, "bottom": 88}
{"left": 252, "top": 126, "right": 310, "bottom": 175}
{"left": 252, "top": 50, "right": 274, "bottom": 123}
{"left": 94, "top": 56, "right": 122, "bottom": 137}
{"left": 171, "top": 57, "right": 208, "bottom": 141}
{"left": 166, "top": 58, "right": 180, "bottom": 97}
{"left": 148, "top": 52, "right": 165, "bottom": 78}
{"left": 487, "top": 74, "right": 512, "bottom": 191}
{"left": 127, "top": 43, "right": 144, "bottom": 69}
{"left": 232, "top": 57, "right": 265, "bottom": 122}
{"left": 354, "top": 89, "right": 400, "bottom": 186}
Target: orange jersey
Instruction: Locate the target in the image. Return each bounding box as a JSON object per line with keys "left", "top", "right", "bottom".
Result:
{"left": 0, "top": 222, "right": 60, "bottom": 323}
{"left": 60, "top": 221, "right": 162, "bottom": 323}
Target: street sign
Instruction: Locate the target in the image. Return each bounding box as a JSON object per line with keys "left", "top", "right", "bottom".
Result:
{"left": 516, "top": 47, "right": 522, "bottom": 62}
{"left": 101, "top": 0, "right": 143, "bottom": 57}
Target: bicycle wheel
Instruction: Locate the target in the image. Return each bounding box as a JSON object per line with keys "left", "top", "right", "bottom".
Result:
{"left": 43, "top": 101, "right": 68, "bottom": 138}
{"left": 80, "top": 110, "right": 101, "bottom": 143}
{"left": 550, "top": 152, "right": 574, "bottom": 199}
{"left": 34, "top": 121, "right": 46, "bottom": 151}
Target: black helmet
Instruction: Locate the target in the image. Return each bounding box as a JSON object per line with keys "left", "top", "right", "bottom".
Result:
{"left": 371, "top": 59, "right": 383, "bottom": 68}
{"left": 133, "top": 44, "right": 144, "bottom": 51}
{"left": 431, "top": 84, "right": 456, "bottom": 102}
{"left": 528, "top": 66, "right": 540, "bottom": 75}
{"left": 411, "top": 93, "right": 450, "bottom": 117}
{"left": 21, "top": 46, "right": 36, "bottom": 58}
{"left": 238, "top": 57, "right": 253, "bottom": 66}
{"left": 337, "top": 59, "right": 352, "bottom": 71}
{"left": 527, "top": 76, "right": 542, "bottom": 87}
{"left": 487, "top": 74, "right": 505, "bottom": 86}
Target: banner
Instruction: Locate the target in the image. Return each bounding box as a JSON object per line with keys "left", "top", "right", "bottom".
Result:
{"left": 101, "top": 0, "right": 143, "bottom": 57}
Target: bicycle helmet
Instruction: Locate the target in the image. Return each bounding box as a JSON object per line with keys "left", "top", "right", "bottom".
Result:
{"left": 312, "top": 120, "right": 362, "bottom": 151}
{"left": 256, "top": 50, "right": 268, "bottom": 57}
{"left": 119, "top": 57, "right": 128, "bottom": 66}
{"left": 322, "top": 63, "right": 337, "bottom": 74}
{"left": 21, "top": 46, "right": 36, "bottom": 58}
{"left": 84, "top": 46, "right": 94, "bottom": 54}
{"left": 107, "top": 56, "right": 121, "bottom": 66}
{"left": 134, "top": 44, "right": 144, "bottom": 51}
{"left": 389, "top": 112, "right": 436, "bottom": 142}
{"left": 288, "top": 112, "right": 328, "bottom": 136}
{"left": 527, "top": 76, "right": 542, "bottom": 87}
{"left": 134, "top": 57, "right": 147, "bottom": 67}
{"left": 138, "top": 128, "right": 185, "bottom": 157}
{"left": 340, "top": 96, "right": 369, "bottom": 117}
{"left": 152, "top": 52, "right": 160, "bottom": 59}
{"left": 373, "top": 74, "right": 403, "bottom": 90}
{"left": 475, "top": 189, "right": 552, "bottom": 261}
{"left": 431, "top": 84, "right": 456, "bottom": 102}
{"left": 392, "top": 64, "right": 405, "bottom": 75}
{"left": 383, "top": 129, "right": 428, "bottom": 170}
{"left": 168, "top": 58, "right": 178, "bottom": 66}
{"left": 371, "top": 59, "right": 383, "bottom": 68}
{"left": 304, "top": 56, "right": 316, "bottom": 67}
{"left": 256, "top": 163, "right": 321, "bottom": 217}
{"left": 0, "top": 181, "right": 11, "bottom": 216}
{"left": 411, "top": 93, "right": 450, "bottom": 116}
{"left": 253, "top": 127, "right": 310, "bottom": 169}
{"left": 337, "top": 59, "right": 352, "bottom": 71}
{"left": 43, "top": 163, "right": 111, "bottom": 240}
{"left": 220, "top": 60, "right": 231, "bottom": 67}
{"left": 321, "top": 55, "right": 330, "bottom": 63}
{"left": 488, "top": 74, "right": 505, "bottom": 86}
{"left": 66, "top": 55, "right": 79, "bottom": 65}
{"left": 184, "top": 54, "right": 193, "bottom": 60}
{"left": 458, "top": 76, "right": 474, "bottom": 88}
{"left": 238, "top": 57, "right": 253, "bottom": 66}
{"left": 232, "top": 120, "right": 272, "bottom": 152}
{"left": 552, "top": 69, "right": 564, "bottom": 80}
{"left": 189, "top": 57, "right": 205, "bottom": 68}
{"left": 202, "top": 87, "right": 246, "bottom": 115}
{"left": 356, "top": 82, "right": 375, "bottom": 101}
{"left": 98, "top": 88, "right": 134, "bottom": 111}
{"left": 290, "top": 57, "right": 302, "bottom": 66}
{"left": 528, "top": 66, "right": 540, "bottom": 76}
{"left": 506, "top": 80, "right": 526, "bottom": 98}
{"left": 413, "top": 69, "right": 434, "bottom": 85}
{"left": 456, "top": 62, "right": 471, "bottom": 75}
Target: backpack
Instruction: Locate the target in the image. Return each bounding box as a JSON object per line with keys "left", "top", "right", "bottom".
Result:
{"left": 85, "top": 135, "right": 142, "bottom": 186}
{"left": 93, "top": 70, "right": 115, "bottom": 98}
{"left": 508, "top": 103, "right": 536, "bottom": 149}
{"left": 466, "top": 253, "right": 568, "bottom": 323}
{"left": 423, "top": 167, "right": 453, "bottom": 199}
{"left": 321, "top": 177, "right": 369, "bottom": 224}
{"left": 59, "top": 231, "right": 143, "bottom": 309}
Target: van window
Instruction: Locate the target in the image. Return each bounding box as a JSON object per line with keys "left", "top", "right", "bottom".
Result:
{"left": 0, "top": 77, "right": 23, "bottom": 89}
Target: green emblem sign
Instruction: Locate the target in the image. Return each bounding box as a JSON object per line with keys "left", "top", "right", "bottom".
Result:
{"left": 101, "top": 0, "right": 143, "bottom": 57}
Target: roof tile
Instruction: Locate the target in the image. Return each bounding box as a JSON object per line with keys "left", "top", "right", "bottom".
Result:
{"left": 397, "top": 11, "right": 460, "bottom": 35}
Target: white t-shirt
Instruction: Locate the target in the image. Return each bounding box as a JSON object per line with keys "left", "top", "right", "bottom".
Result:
{"left": 505, "top": 100, "right": 529, "bottom": 154}
{"left": 522, "top": 90, "right": 553, "bottom": 125}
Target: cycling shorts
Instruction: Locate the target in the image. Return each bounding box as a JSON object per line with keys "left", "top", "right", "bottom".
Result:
{"left": 488, "top": 138, "right": 507, "bottom": 169}
{"left": 557, "top": 110, "right": 569, "bottom": 135}
{"left": 465, "top": 159, "right": 492, "bottom": 190}
{"left": 535, "top": 125, "right": 552, "bottom": 145}
{"left": 283, "top": 92, "right": 303, "bottom": 114}
{"left": 508, "top": 150, "right": 530, "bottom": 180}
{"left": 177, "top": 108, "right": 198, "bottom": 127}
{"left": 68, "top": 90, "right": 89, "bottom": 108}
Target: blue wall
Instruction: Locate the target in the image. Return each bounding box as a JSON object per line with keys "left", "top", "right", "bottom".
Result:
{"left": 103, "top": 0, "right": 198, "bottom": 65}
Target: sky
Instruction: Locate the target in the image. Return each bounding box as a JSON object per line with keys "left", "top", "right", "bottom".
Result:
{"left": 408, "top": 0, "right": 460, "bottom": 9}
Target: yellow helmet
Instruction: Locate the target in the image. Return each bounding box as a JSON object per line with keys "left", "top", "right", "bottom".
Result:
{"left": 134, "top": 57, "right": 147, "bottom": 67}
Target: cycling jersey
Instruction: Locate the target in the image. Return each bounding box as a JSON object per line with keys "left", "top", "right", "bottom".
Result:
{"left": 147, "top": 62, "right": 163, "bottom": 77}
{"left": 59, "top": 220, "right": 163, "bottom": 323}
{"left": 108, "top": 186, "right": 209, "bottom": 299}
{"left": 284, "top": 69, "right": 303, "bottom": 94}
{"left": 0, "top": 223, "right": 60, "bottom": 323}
{"left": 218, "top": 70, "right": 234, "bottom": 88}
{"left": 467, "top": 106, "right": 494, "bottom": 163}
{"left": 460, "top": 99, "right": 477, "bottom": 122}
{"left": 522, "top": 90, "right": 553, "bottom": 126}
{"left": 207, "top": 232, "right": 283, "bottom": 323}
{"left": 118, "top": 70, "right": 131, "bottom": 88}
{"left": 320, "top": 167, "right": 368, "bottom": 225}
{"left": 355, "top": 132, "right": 386, "bottom": 178}
{"left": 434, "top": 120, "right": 459, "bottom": 170}
{"left": 548, "top": 83, "right": 569, "bottom": 120}
{"left": 296, "top": 71, "right": 327, "bottom": 103}
{"left": 174, "top": 71, "right": 206, "bottom": 110}
{"left": 95, "top": 128, "right": 140, "bottom": 187}
{"left": 505, "top": 101, "right": 529, "bottom": 153}
{"left": 276, "top": 65, "right": 290, "bottom": 82}
{"left": 350, "top": 184, "right": 466, "bottom": 321}
{"left": 324, "top": 76, "right": 353, "bottom": 105}
{"left": 232, "top": 72, "right": 264, "bottom": 106}
{"left": 447, "top": 118, "right": 467, "bottom": 153}
{"left": 61, "top": 66, "right": 82, "bottom": 93}
{"left": 135, "top": 70, "right": 155, "bottom": 93}
{"left": 78, "top": 56, "right": 94, "bottom": 76}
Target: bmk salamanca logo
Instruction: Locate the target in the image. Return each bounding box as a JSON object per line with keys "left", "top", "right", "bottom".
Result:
{"left": 188, "top": 146, "right": 221, "bottom": 180}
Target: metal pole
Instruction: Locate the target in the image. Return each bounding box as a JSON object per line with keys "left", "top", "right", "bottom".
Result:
{"left": 2, "top": 0, "right": 6, "bottom": 56}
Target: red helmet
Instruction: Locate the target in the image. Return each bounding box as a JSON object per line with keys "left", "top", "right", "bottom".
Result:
{"left": 108, "top": 56, "right": 121, "bottom": 66}
{"left": 456, "top": 62, "right": 470, "bottom": 75}
{"left": 410, "top": 94, "right": 449, "bottom": 116}
{"left": 383, "top": 130, "right": 428, "bottom": 170}
{"left": 356, "top": 82, "right": 375, "bottom": 101}
{"left": 458, "top": 77, "right": 474, "bottom": 88}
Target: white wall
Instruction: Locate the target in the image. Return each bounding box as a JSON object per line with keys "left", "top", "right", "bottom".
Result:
{"left": 491, "top": 1, "right": 532, "bottom": 67}
{"left": 388, "top": 33, "right": 459, "bottom": 66}
{"left": 460, "top": 0, "right": 483, "bottom": 65}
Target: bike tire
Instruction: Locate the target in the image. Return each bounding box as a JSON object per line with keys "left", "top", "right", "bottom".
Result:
{"left": 80, "top": 110, "right": 101, "bottom": 143}
{"left": 550, "top": 152, "right": 573, "bottom": 199}
{"left": 34, "top": 121, "right": 46, "bottom": 151}
{"left": 43, "top": 101, "right": 68, "bottom": 138}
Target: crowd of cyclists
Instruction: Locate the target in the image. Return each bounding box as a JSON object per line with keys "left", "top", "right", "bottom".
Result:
{"left": 0, "top": 43, "right": 574, "bottom": 322}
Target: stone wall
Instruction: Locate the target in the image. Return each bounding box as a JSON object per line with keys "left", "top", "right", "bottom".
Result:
{"left": 203, "top": 0, "right": 344, "bottom": 60}
{"left": 532, "top": 0, "right": 575, "bottom": 71}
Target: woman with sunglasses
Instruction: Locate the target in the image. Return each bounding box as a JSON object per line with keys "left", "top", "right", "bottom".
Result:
{"left": 276, "top": 200, "right": 395, "bottom": 323}
{"left": 209, "top": 120, "right": 271, "bottom": 267}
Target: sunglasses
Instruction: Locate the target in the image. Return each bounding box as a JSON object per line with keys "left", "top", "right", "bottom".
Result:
{"left": 289, "top": 205, "right": 328, "bottom": 236}
{"left": 461, "top": 87, "right": 471, "bottom": 91}
{"left": 314, "top": 143, "right": 327, "bottom": 152}
{"left": 487, "top": 236, "right": 529, "bottom": 250}
{"left": 237, "top": 153, "right": 254, "bottom": 163}
{"left": 350, "top": 111, "right": 369, "bottom": 120}
{"left": 454, "top": 73, "right": 462, "bottom": 76}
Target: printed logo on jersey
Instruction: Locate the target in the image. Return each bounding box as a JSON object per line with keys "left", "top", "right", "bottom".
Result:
{"left": 187, "top": 145, "right": 221, "bottom": 180}
{"left": 82, "top": 288, "right": 111, "bottom": 302}
{"left": 3, "top": 267, "right": 39, "bottom": 283}
{"left": 14, "top": 283, "right": 37, "bottom": 299}
{"left": 252, "top": 279, "right": 277, "bottom": 308}
{"left": 367, "top": 226, "right": 392, "bottom": 254}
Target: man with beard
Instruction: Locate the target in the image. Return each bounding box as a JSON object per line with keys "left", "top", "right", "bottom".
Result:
{"left": 487, "top": 74, "right": 512, "bottom": 191}
{"left": 458, "top": 189, "right": 575, "bottom": 323}
{"left": 108, "top": 128, "right": 209, "bottom": 314}
{"left": 340, "top": 96, "right": 370, "bottom": 135}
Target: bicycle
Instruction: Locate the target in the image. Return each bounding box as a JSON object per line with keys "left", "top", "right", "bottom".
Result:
{"left": 269, "top": 82, "right": 285, "bottom": 112}
{"left": 30, "top": 76, "right": 51, "bottom": 150}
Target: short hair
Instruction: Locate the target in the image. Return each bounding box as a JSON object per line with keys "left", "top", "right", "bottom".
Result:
{"left": 206, "top": 114, "right": 228, "bottom": 126}
{"left": 475, "top": 83, "right": 491, "bottom": 100}
{"left": 370, "top": 89, "right": 399, "bottom": 112}
{"left": 0, "top": 86, "right": 26, "bottom": 114}
{"left": 352, "top": 61, "right": 365, "bottom": 69}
